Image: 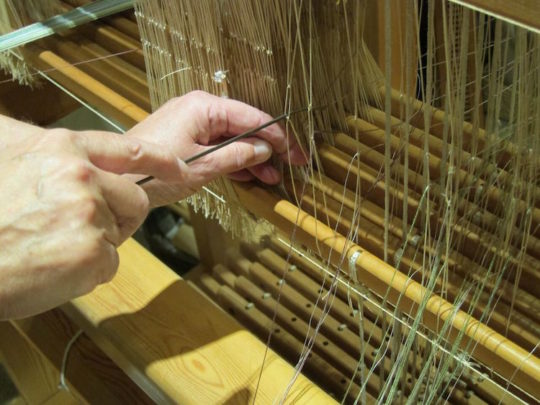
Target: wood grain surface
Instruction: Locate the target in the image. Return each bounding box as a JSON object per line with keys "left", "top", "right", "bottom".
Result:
{"left": 453, "top": 0, "right": 540, "bottom": 31}
{"left": 13, "top": 309, "right": 152, "bottom": 404}
{"left": 0, "top": 322, "right": 65, "bottom": 404}
{"left": 63, "top": 238, "right": 334, "bottom": 404}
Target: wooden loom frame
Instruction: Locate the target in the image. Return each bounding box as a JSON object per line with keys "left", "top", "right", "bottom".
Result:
{"left": 0, "top": 1, "right": 539, "bottom": 403}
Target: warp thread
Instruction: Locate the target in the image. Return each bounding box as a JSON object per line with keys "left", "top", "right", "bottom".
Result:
{"left": 58, "top": 329, "right": 84, "bottom": 391}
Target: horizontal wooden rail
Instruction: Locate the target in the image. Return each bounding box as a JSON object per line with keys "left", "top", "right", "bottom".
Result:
{"left": 63, "top": 239, "right": 333, "bottom": 404}
{"left": 27, "top": 45, "right": 148, "bottom": 128}
{"left": 450, "top": 0, "right": 540, "bottom": 33}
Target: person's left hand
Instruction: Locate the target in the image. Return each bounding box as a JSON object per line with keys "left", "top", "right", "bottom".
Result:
{"left": 126, "top": 91, "right": 308, "bottom": 207}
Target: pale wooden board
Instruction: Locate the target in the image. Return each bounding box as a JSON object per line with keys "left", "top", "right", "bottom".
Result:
{"left": 0, "top": 322, "right": 62, "bottom": 404}
{"left": 453, "top": 0, "right": 540, "bottom": 32}
{"left": 13, "top": 309, "right": 152, "bottom": 404}
{"left": 63, "top": 238, "right": 334, "bottom": 404}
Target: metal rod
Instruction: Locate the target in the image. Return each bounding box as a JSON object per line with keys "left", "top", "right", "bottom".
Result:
{"left": 0, "top": 0, "right": 134, "bottom": 53}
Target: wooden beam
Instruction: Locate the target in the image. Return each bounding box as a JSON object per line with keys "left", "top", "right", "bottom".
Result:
{"left": 450, "top": 0, "right": 540, "bottom": 32}
{"left": 62, "top": 238, "right": 334, "bottom": 404}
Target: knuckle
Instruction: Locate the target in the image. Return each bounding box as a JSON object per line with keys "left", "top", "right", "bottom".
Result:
{"left": 234, "top": 144, "right": 251, "bottom": 169}
{"left": 207, "top": 102, "right": 228, "bottom": 133}
{"left": 78, "top": 197, "right": 100, "bottom": 223}
{"left": 66, "top": 160, "right": 94, "bottom": 183}
{"left": 136, "top": 188, "right": 150, "bottom": 216}
{"left": 165, "top": 92, "right": 205, "bottom": 109}
{"left": 59, "top": 130, "right": 85, "bottom": 151}
{"left": 74, "top": 233, "right": 118, "bottom": 291}
{"left": 203, "top": 154, "right": 221, "bottom": 174}
{"left": 76, "top": 234, "right": 105, "bottom": 268}
{"left": 186, "top": 90, "right": 208, "bottom": 100}
{"left": 126, "top": 139, "right": 144, "bottom": 163}
{"left": 96, "top": 249, "right": 119, "bottom": 285}
{"left": 41, "top": 129, "right": 78, "bottom": 151}
{"left": 161, "top": 96, "right": 183, "bottom": 113}
{"left": 76, "top": 276, "right": 98, "bottom": 296}
{"left": 50, "top": 128, "right": 77, "bottom": 143}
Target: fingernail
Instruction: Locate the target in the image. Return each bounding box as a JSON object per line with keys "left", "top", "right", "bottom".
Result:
{"left": 254, "top": 140, "right": 272, "bottom": 159}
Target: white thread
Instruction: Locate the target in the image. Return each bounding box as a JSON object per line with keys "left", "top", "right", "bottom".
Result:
{"left": 348, "top": 250, "right": 362, "bottom": 276}
{"left": 160, "top": 67, "right": 190, "bottom": 81}
{"left": 0, "top": 48, "right": 139, "bottom": 86}
{"left": 10, "top": 48, "right": 126, "bottom": 134}
{"left": 58, "top": 329, "right": 84, "bottom": 391}
{"left": 274, "top": 238, "right": 519, "bottom": 400}
{"left": 202, "top": 186, "right": 226, "bottom": 203}
{"left": 394, "top": 248, "right": 404, "bottom": 265}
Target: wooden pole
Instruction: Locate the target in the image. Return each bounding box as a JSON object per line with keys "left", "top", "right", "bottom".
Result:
{"left": 27, "top": 46, "right": 149, "bottom": 128}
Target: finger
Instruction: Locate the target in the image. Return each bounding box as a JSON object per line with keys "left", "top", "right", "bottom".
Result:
{"left": 84, "top": 191, "right": 121, "bottom": 247}
{"left": 72, "top": 236, "right": 119, "bottom": 296}
{"left": 95, "top": 169, "right": 150, "bottom": 242}
{"left": 247, "top": 162, "right": 281, "bottom": 185}
{"left": 193, "top": 138, "right": 273, "bottom": 178}
{"left": 76, "top": 131, "right": 188, "bottom": 181}
{"left": 201, "top": 94, "right": 289, "bottom": 154}
{"left": 227, "top": 169, "right": 256, "bottom": 182}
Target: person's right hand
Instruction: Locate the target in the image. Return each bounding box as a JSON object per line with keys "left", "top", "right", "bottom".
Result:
{"left": 126, "top": 91, "right": 308, "bottom": 207}
{"left": 0, "top": 125, "right": 186, "bottom": 320}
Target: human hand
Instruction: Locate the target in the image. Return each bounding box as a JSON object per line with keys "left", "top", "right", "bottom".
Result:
{"left": 0, "top": 124, "right": 186, "bottom": 319}
{"left": 126, "top": 91, "right": 308, "bottom": 207}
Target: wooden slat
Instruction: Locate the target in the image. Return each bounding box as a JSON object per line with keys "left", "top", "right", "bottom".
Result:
{"left": 26, "top": 45, "right": 148, "bottom": 128}
{"left": 62, "top": 238, "right": 333, "bottom": 404}
{"left": 196, "top": 271, "right": 367, "bottom": 403}
{"left": 0, "top": 322, "right": 65, "bottom": 404}
{"left": 47, "top": 37, "right": 152, "bottom": 111}
{"left": 452, "top": 0, "right": 540, "bottom": 32}
{"left": 13, "top": 309, "right": 152, "bottom": 404}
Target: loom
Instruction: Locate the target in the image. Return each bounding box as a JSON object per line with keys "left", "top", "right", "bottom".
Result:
{"left": 0, "top": 1, "right": 538, "bottom": 404}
